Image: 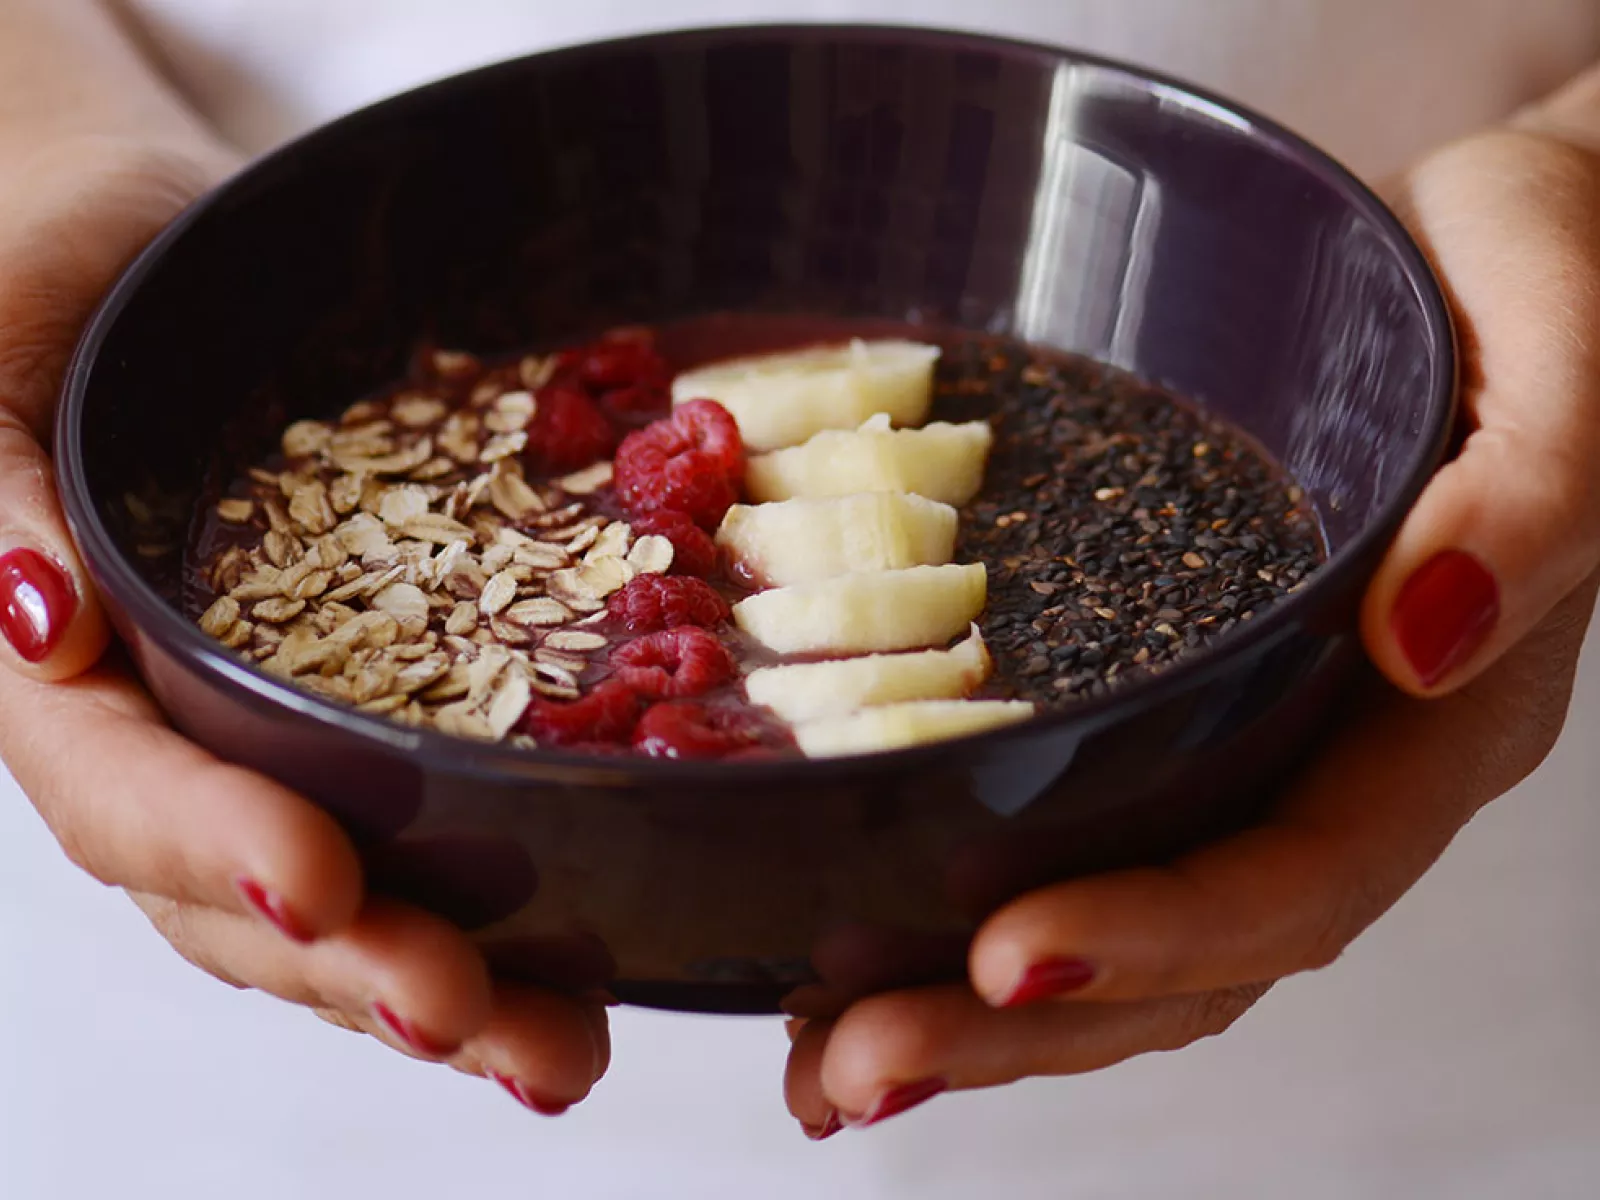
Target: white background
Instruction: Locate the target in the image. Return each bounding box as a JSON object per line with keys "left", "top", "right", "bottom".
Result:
{"left": 3, "top": 620, "right": 1597, "bottom": 1199}
{"left": 4, "top": 3, "right": 1599, "bottom": 1195}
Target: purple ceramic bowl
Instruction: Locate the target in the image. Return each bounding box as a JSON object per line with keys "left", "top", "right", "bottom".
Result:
{"left": 57, "top": 25, "right": 1455, "bottom": 1014}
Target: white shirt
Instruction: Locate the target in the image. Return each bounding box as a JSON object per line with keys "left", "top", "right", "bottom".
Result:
{"left": 129, "top": 0, "right": 1600, "bottom": 180}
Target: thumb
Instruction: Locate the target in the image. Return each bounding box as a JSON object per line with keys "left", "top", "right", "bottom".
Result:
{"left": 0, "top": 137, "right": 234, "bottom": 681}
{"left": 1363, "top": 103, "right": 1600, "bottom": 696}
{"left": 0, "top": 417, "right": 109, "bottom": 680}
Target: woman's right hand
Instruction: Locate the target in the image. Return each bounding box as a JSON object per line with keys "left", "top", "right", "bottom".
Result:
{"left": 0, "top": 134, "right": 609, "bottom": 1117}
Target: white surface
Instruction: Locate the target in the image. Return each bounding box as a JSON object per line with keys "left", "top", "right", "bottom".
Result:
{"left": 3, "top": 621, "right": 1598, "bottom": 1199}
{"left": 127, "top": 0, "right": 1600, "bottom": 180}
{"left": 4, "top": 3, "right": 1598, "bottom": 1195}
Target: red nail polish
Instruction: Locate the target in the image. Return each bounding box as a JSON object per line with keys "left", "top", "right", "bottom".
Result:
{"left": 803, "top": 1110, "right": 843, "bottom": 1141}
{"left": 489, "top": 1071, "right": 571, "bottom": 1117}
{"left": 235, "top": 877, "right": 315, "bottom": 944}
{"left": 1001, "top": 957, "right": 1097, "bottom": 1007}
{"left": 371, "top": 1002, "right": 458, "bottom": 1059}
{"left": 844, "top": 1077, "right": 948, "bottom": 1129}
{"left": 1391, "top": 550, "right": 1500, "bottom": 688}
{"left": 0, "top": 548, "right": 77, "bottom": 663}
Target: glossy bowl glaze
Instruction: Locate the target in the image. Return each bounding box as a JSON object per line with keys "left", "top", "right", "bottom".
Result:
{"left": 57, "top": 25, "right": 1455, "bottom": 1015}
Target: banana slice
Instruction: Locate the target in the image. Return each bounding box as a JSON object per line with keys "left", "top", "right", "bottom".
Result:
{"left": 744, "top": 625, "right": 992, "bottom": 722}
{"left": 717, "top": 492, "right": 958, "bottom": 587}
{"left": 672, "top": 339, "right": 939, "bottom": 452}
{"left": 745, "top": 414, "right": 994, "bottom": 506}
{"left": 793, "top": 699, "right": 1036, "bottom": 757}
{"left": 733, "top": 562, "right": 986, "bottom": 655}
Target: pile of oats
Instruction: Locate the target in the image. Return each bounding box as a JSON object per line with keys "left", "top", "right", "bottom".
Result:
{"left": 195, "top": 352, "right": 675, "bottom": 744}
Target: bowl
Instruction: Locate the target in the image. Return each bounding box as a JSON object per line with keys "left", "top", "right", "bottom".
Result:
{"left": 57, "top": 24, "right": 1455, "bottom": 1015}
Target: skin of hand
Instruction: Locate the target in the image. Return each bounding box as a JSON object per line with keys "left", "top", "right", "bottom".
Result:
{"left": 784, "top": 64, "right": 1600, "bottom": 1138}
{"left": 0, "top": 0, "right": 605, "bottom": 1116}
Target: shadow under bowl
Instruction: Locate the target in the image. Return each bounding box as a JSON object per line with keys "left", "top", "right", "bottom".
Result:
{"left": 57, "top": 24, "right": 1455, "bottom": 1015}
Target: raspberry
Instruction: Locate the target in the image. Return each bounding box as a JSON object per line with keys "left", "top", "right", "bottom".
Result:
{"left": 613, "top": 399, "right": 744, "bottom": 527}
{"left": 633, "top": 701, "right": 771, "bottom": 760}
{"left": 611, "top": 627, "right": 737, "bottom": 700}
{"left": 606, "top": 575, "right": 730, "bottom": 633}
{"left": 628, "top": 510, "right": 718, "bottom": 577}
{"left": 519, "top": 679, "right": 640, "bottom": 746}
{"left": 523, "top": 384, "right": 616, "bottom": 473}
{"left": 599, "top": 381, "right": 672, "bottom": 419}
{"left": 550, "top": 335, "right": 672, "bottom": 420}
{"left": 566, "top": 339, "right": 670, "bottom": 392}
{"left": 665, "top": 399, "right": 744, "bottom": 475}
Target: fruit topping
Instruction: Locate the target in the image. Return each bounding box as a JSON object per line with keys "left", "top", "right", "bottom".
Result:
{"left": 614, "top": 399, "right": 745, "bottom": 527}
{"left": 628, "top": 510, "right": 719, "bottom": 577}
{"left": 670, "top": 339, "right": 939, "bottom": 452}
{"left": 611, "top": 626, "right": 738, "bottom": 700}
{"left": 792, "top": 699, "right": 1036, "bottom": 758}
{"left": 744, "top": 414, "right": 993, "bottom": 506}
{"left": 743, "top": 626, "right": 992, "bottom": 723}
{"left": 632, "top": 700, "right": 774, "bottom": 760}
{"left": 716, "top": 492, "right": 958, "bottom": 587}
{"left": 524, "top": 384, "right": 616, "bottom": 473}
{"left": 553, "top": 334, "right": 673, "bottom": 418}
{"left": 732, "top": 562, "right": 987, "bottom": 656}
{"left": 607, "top": 574, "right": 731, "bottom": 634}
{"left": 520, "top": 679, "right": 642, "bottom": 746}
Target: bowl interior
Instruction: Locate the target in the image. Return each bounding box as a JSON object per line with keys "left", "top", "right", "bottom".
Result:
{"left": 69, "top": 24, "right": 1450, "bottom": 678}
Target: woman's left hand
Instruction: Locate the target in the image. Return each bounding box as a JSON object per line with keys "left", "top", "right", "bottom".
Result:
{"left": 784, "top": 67, "right": 1600, "bottom": 1138}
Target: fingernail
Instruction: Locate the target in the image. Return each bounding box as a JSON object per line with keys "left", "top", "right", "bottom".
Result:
{"left": 0, "top": 548, "right": 77, "bottom": 663}
{"left": 1391, "top": 549, "right": 1500, "bottom": 687}
{"left": 489, "top": 1071, "right": 571, "bottom": 1117}
{"left": 371, "top": 1002, "right": 458, "bottom": 1059}
{"left": 802, "top": 1109, "right": 842, "bottom": 1141}
{"left": 235, "top": 876, "right": 315, "bottom": 944}
{"left": 843, "top": 1077, "right": 948, "bottom": 1129}
{"left": 1000, "top": 957, "right": 1097, "bottom": 1007}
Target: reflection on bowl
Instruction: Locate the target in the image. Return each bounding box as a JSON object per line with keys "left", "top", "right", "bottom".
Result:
{"left": 58, "top": 25, "right": 1454, "bottom": 1015}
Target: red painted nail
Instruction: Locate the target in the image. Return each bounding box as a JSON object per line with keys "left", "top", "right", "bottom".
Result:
{"left": 844, "top": 1077, "right": 948, "bottom": 1129}
{"left": 489, "top": 1071, "right": 571, "bottom": 1117}
{"left": 0, "top": 548, "right": 77, "bottom": 664}
{"left": 371, "top": 1002, "right": 458, "bottom": 1059}
{"left": 803, "top": 1110, "right": 843, "bottom": 1141}
{"left": 1391, "top": 550, "right": 1500, "bottom": 688}
{"left": 235, "top": 877, "right": 315, "bottom": 944}
{"left": 1001, "top": 957, "right": 1097, "bottom": 1007}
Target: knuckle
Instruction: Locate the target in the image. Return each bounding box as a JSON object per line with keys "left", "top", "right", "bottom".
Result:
{"left": 141, "top": 901, "right": 248, "bottom": 991}
{"left": 1300, "top": 866, "right": 1394, "bottom": 974}
{"left": 1183, "top": 984, "right": 1271, "bottom": 1045}
{"left": 48, "top": 817, "right": 116, "bottom": 888}
{"left": 60, "top": 841, "right": 110, "bottom": 887}
{"left": 28, "top": 779, "right": 119, "bottom": 889}
{"left": 1507, "top": 704, "right": 1566, "bottom": 782}
{"left": 1301, "top": 897, "right": 1364, "bottom": 973}
{"left": 312, "top": 1007, "right": 368, "bottom": 1036}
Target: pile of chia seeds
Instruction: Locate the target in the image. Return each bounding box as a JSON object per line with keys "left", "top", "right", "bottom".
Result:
{"left": 931, "top": 338, "right": 1324, "bottom": 708}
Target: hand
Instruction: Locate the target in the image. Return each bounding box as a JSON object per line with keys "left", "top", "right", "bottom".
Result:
{"left": 0, "top": 136, "right": 607, "bottom": 1116}
{"left": 783, "top": 68, "right": 1600, "bottom": 1137}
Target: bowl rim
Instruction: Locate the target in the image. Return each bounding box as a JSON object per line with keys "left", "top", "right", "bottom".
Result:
{"left": 56, "top": 21, "right": 1458, "bottom": 785}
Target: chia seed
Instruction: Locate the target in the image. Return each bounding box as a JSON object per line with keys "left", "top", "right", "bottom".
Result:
{"left": 931, "top": 336, "right": 1324, "bottom": 709}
